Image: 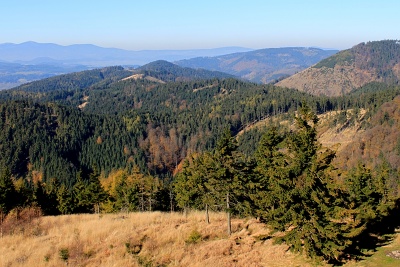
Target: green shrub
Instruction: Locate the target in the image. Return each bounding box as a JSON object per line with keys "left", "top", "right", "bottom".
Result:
{"left": 59, "top": 248, "right": 69, "bottom": 263}
{"left": 185, "top": 229, "right": 202, "bottom": 244}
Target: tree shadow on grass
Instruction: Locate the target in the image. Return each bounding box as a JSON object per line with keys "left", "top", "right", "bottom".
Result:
{"left": 339, "top": 200, "right": 400, "bottom": 265}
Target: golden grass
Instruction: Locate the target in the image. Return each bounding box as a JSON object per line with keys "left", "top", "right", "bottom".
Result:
{"left": 0, "top": 211, "right": 320, "bottom": 267}
{"left": 4, "top": 210, "right": 398, "bottom": 266}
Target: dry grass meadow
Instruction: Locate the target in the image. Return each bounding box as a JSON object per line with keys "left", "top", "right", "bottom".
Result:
{"left": 1, "top": 211, "right": 400, "bottom": 267}
{"left": 0, "top": 211, "right": 317, "bottom": 267}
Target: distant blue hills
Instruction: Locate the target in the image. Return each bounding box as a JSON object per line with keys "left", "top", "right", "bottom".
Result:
{"left": 0, "top": 41, "right": 338, "bottom": 89}
{"left": 0, "top": 41, "right": 253, "bottom": 66}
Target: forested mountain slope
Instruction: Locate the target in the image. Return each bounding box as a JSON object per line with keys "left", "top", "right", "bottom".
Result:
{"left": 276, "top": 40, "right": 400, "bottom": 96}
{"left": 176, "top": 47, "right": 338, "bottom": 83}
{"left": 332, "top": 94, "right": 400, "bottom": 171}
{"left": 5, "top": 66, "right": 132, "bottom": 94}
{"left": 2, "top": 65, "right": 400, "bottom": 182}
{"left": 0, "top": 101, "right": 146, "bottom": 185}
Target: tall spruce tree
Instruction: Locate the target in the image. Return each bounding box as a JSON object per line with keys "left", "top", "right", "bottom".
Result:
{"left": 251, "top": 105, "right": 400, "bottom": 263}
{"left": 175, "top": 129, "right": 251, "bottom": 230}
{"left": 86, "top": 168, "right": 108, "bottom": 213}
{"left": 57, "top": 184, "right": 74, "bottom": 214}
{"left": 174, "top": 153, "right": 215, "bottom": 221}
{"left": 251, "top": 127, "right": 286, "bottom": 220}
{"left": 204, "top": 129, "right": 249, "bottom": 235}
{"left": 254, "top": 105, "right": 348, "bottom": 262}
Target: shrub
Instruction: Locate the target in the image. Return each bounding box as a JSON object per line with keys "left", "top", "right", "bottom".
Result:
{"left": 0, "top": 206, "right": 42, "bottom": 236}
{"left": 59, "top": 248, "right": 69, "bottom": 263}
{"left": 185, "top": 229, "right": 202, "bottom": 244}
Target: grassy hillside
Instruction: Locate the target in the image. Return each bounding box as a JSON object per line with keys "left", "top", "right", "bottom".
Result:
{"left": 276, "top": 40, "right": 400, "bottom": 96}
{"left": 0, "top": 211, "right": 313, "bottom": 267}
{"left": 1, "top": 211, "right": 399, "bottom": 267}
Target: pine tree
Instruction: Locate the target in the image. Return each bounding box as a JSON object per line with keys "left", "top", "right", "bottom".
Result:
{"left": 255, "top": 105, "right": 346, "bottom": 262}
{"left": 205, "top": 129, "right": 249, "bottom": 235}
{"left": 57, "top": 184, "right": 74, "bottom": 214}
{"left": 174, "top": 153, "right": 215, "bottom": 221}
{"left": 72, "top": 170, "right": 91, "bottom": 213}
{"left": 175, "top": 129, "right": 251, "bottom": 229}
{"left": 0, "top": 167, "right": 18, "bottom": 214}
{"left": 251, "top": 127, "right": 286, "bottom": 220}
{"left": 338, "top": 163, "right": 394, "bottom": 251}
{"left": 86, "top": 168, "right": 108, "bottom": 213}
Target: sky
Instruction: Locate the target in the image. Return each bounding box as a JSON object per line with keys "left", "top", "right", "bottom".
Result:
{"left": 1, "top": 0, "right": 399, "bottom": 51}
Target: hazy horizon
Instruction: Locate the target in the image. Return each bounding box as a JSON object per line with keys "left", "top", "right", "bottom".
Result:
{"left": 2, "top": 0, "right": 399, "bottom": 51}
{"left": 0, "top": 40, "right": 342, "bottom": 52}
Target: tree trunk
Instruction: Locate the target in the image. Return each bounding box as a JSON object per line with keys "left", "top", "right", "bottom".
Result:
{"left": 0, "top": 210, "right": 4, "bottom": 238}
{"left": 149, "top": 196, "right": 152, "bottom": 211}
{"left": 226, "top": 192, "right": 231, "bottom": 236}
{"left": 169, "top": 189, "right": 174, "bottom": 212}
{"left": 140, "top": 192, "right": 145, "bottom": 212}
{"left": 205, "top": 204, "right": 210, "bottom": 224}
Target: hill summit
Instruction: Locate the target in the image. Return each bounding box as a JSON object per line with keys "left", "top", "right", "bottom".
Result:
{"left": 276, "top": 40, "right": 400, "bottom": 96}
{"left": 132, "top": 60, "right": 234, "bottom": 82}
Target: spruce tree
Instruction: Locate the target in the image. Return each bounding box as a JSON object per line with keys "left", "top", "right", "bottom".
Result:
{"left": 174, "top": 155, "right": 211, "bottom": 215}
{"left": 205, "top": 129, "right": 249, "bottom": 235}
{"left": 57, "top": 184, "right": 74, "bottom": 214}
{"left": 0, "top": 167, "right": 17, "bottom": 214}
{"left": 251, "top": 127, "right": 286, "bottom": 220}
{"left": 86, "top": 168, "right": 108, "bottom": 213}
{"left": 255, "top": 105, "right": 346, "bottom": 262}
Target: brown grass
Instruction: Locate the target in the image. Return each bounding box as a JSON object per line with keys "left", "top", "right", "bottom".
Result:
{"left": 0, "top": 211, "right": 320, "bottom": 267}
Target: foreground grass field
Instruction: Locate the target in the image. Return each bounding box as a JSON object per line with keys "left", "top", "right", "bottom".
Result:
{"left": 1, "top": 211, "right": 400, "bottom": 266}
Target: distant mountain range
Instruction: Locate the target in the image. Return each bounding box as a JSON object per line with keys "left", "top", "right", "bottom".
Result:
{"left": 0, "top": 42, "right": 251, "bottom": 90}
{"left": 0, "top": 42, "right": 338, "bottom": 90}
{"left": 0, "top": 41, "right": 253, "bottom": 66}
{"left": 276, "top": 40, "right": 400, "bottom": 96}
{"left": 4, "top": 61, "right": 234, "bottom": 97}
{"left": 175, "top": 47, "right": 338, "bottom": 83}
{"left": 0, "top": 61, "right": 90, "bottom": 90}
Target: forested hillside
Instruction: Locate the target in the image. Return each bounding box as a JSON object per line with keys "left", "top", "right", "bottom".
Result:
{"left": 276, "top": 40, "right": 400, "bottom": 96}
{"left": 6, "top": 66, "right": 132, "bottom": 94}
{"left": 133, "top": 60, "right": 235, "bottom": 82}
{"left": 2, "top": 64, "right": 400, "bottom": 179}
{"left": 0, "top": 101, "right": 146, "bottom": 183}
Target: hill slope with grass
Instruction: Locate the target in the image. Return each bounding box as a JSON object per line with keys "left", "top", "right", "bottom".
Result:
{"left": 276, "top": 40, "right": 400, "bottom": 96}
{"left": 1, "top": 211, "right": 400, "bottom": 267}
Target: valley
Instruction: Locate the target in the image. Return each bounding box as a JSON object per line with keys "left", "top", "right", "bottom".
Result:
{"left": 1, "top": 40, "right": 400, "bottom": 265}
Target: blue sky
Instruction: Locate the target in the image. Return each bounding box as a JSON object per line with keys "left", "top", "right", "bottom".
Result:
{"left": 1, "top": 0, "right": 399, "bottom": 50}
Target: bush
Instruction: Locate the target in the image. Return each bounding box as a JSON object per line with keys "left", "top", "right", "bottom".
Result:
{"left": 185, "top": 229, "right": 202, "bottom": 244}
{"left": 59, "top": 248, "right": 69, "bottom": 263}
{"left": 0, "top": 206, "right": 42, "bottom": 236}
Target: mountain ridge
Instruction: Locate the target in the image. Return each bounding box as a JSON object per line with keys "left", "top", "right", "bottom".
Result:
{"left": 175, "top": 47, "right": 338, "bottom": 83}
{"left": 0, "top": 41, "right": 253, "bottom": 66}
{"left": 276, "top": 40, "right": 400, "bottom": 96}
